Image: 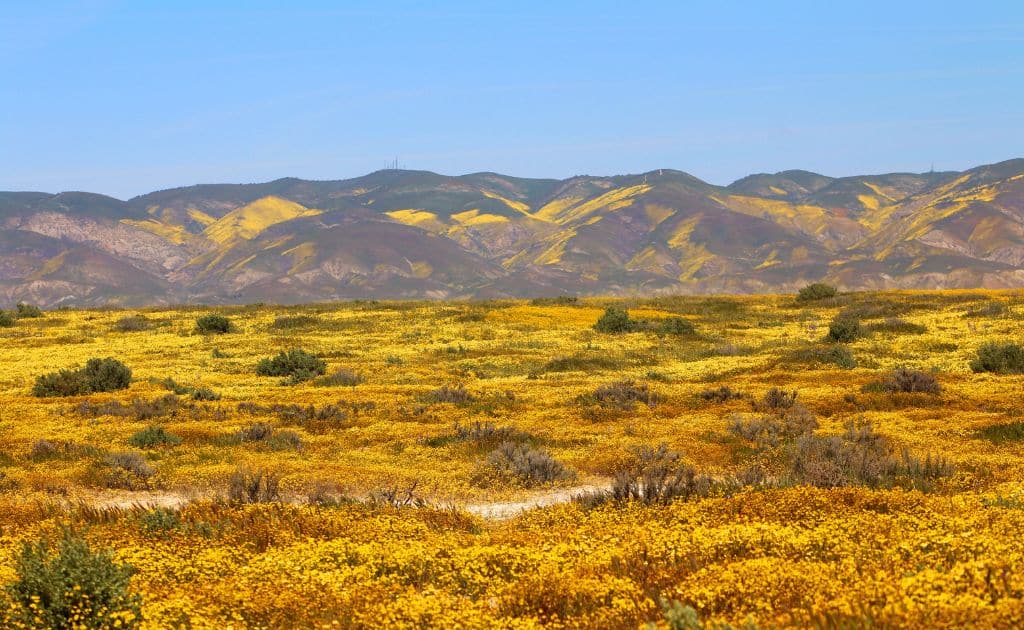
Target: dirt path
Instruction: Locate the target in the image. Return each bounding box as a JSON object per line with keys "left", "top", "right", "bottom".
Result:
{"left": 72, "top": 479, "right": 614, "bottom": 520}
{"left": 464, "top": 480, "right": 611, "bottom": 520}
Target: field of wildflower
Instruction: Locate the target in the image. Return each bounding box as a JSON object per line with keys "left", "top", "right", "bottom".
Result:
{"left": 2, "top": 289, "right": 1024, "bottom": 628}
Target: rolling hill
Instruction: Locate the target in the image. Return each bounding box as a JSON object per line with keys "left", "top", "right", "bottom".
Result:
{"left": 3, "top": 159, "right": 1024, "bottom": 306}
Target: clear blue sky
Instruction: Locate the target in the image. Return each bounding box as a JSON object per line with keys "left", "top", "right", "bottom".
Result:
{"left": 2, "top": 1, "right": 1022, "bottom": 199}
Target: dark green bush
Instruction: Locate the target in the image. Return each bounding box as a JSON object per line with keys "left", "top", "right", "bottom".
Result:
{"left": 0, "top": 310, "right": 15, "bottom": 327}
{"left": 787, "top": 345, "right": 857, "bottom": 369}
{"left": 128, "top": 426, "right": 181, "bottom": 449}
{"left": 796, "top": 283, "right": 837, "bottom": 302}
{"left": 970, "top": 342, "right": 1024, "bottom": 374}
{"left": 593, "top": 307, "right": 635, "bottom": 333}
{"left": 255, "top": 348, "right": 326, "bottom": 382}
{"left": 15, "top": 302, "right": 43, "bottom": 318}
{"left": 190, "top": 386, "right": 221, "bottom": 401}
{"left": 195, "top": 314, "right": 232, "bottom": 334}
{"left": 655, "top": 317, "right": 696, "bottom": 337}
{"left": 5, "top": 532, "right": 142, "bottom": 629}
{"left": 33, "top": 358, "right": 132, "bottom": 397}
{"left": 826, "top": 316, "right": 863, "bottom": 343}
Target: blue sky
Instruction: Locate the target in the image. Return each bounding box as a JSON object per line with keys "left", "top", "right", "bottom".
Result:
{"left": 2, "top": 1, "right": 1022, "bottom": 198}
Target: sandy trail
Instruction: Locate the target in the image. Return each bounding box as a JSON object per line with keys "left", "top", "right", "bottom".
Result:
{"left": 464, "top": 480, "right": 612, "bottom": 520}
{"left": 72, "top": 479, "right": 614, "bottom": 520}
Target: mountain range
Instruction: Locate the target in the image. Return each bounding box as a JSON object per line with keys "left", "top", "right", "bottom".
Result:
{"left": 3, "top": 159, "right": 1024, "bottom": 307}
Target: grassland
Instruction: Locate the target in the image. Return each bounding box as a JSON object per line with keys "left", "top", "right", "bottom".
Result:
{"left": 2, "top": 290, "right": 1024, "bottom": 627}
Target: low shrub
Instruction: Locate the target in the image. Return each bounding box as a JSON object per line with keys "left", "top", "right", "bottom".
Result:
{"left": 963, "top": 301, "right": 1007, "bottom": 318}
{"left": 0, "top": 311, "right": 14, "bottom": 327}
{"left": 128, "top": 426, "right": 182, "bottom": 449}
{"left": 268, "top": 429, "right": 303, "bottom": 451}
{"left": 655, "top": 317, "right": 696, "bottom": 337}
{"left": 880, "top": 368, "right": 941, "bottom": 394}
{"left": 103, "top": 451, "right": 155, "bottom": 489}
{"left": 190, "top": 386, "right": 221, "bottom": 401}
{"left": 113, "top": 315, "right": 152, "bottom": 332}
{"left": 269, "top": 315, "right": 321, "bottom": 330}
{"left": 227, "top": 467, "right": 281, "bottom": 503}
{"left": 424, "top": 384, "right": 475, "bottom": 405}
{"left": 796, "top": 282, "right": 837, "bottom": 302}
{"left": 697, "top": 386, "right": 745, "bottom": 403}
{"left": 5, "top": 531, "right": 142, "bottom": 629}
{"left": 865, "top": 318, "right": 927, "bottom": 335}
{"left": 787, "top": 345, "right": 856, "bottom": 369}
{"left": 970, "top": 342, "right": 1024, "bottom": 374}
{"left": 484, "top": 441, "right": 573, "bottom": 487}
{"left": 15, "top": 302, "right": 43, "bottom": 318}
{"left": 584, "top": 380, "right": 662, "bottom": 410}
{"left": 542, "top": 355, "right": 621, "bottom": 373}
{"left": 530, "top": 295, "right": 578, "bottom": 306}
{"left": 424, "top": 421, "right": 534, "bottom": 449}
{"left": 195, "top": 314, "right": 232, "bottom": 334}
{"left": 33, "top": 358, "right": 132, "bottom": 397}
{"left": 255, "top": 348, "right": 326, "bottom": 383}
{"left": 238, "top": 422, "right": 275, "bottom": 442}
{"left": 790, "top": 422, "right": 952, "bottom": 489}
{"left": 75, "top": 395, "right": 180, "bottom": 421}
{"left": 826, "top": 316, "right": 863, "bottom": 343}
{"left": 263, "top": 403, "right": 349, "bottom": 434}
{"left": 593, "top": 307, "right": 635, "bottom": 333}
{"left": 316, "top": 369, "right": 364, "bottom": 387}
{"left": 978, "top": 421, "right": 1024, "bottom": 444}
{"left": 608, "top": 444, "right": 713, "bottom": 505}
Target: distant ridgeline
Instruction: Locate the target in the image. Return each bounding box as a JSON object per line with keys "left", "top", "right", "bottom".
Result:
{"left": 2, "top": 159, "right": 1024, "bottom": 306}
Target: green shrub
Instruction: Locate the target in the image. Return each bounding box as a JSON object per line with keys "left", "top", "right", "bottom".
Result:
{"left": 787, "top": 345, "right": 857, "bottom": 369}
{"left": 655, "top": 317, "right": 696, "bottom": 336}
{"left": 796, "top": 283, "right": 837, "bottom": 302}
{"left": 255, "top": 348, "right": 326, "bottom": 382}
{"left": 593, "top": 307, "right": 635, "bottom": 333}
{"left": 33, "top": 358, "right": 132, "bottom": 397}
{"left": 195, "top": 314, "right": 232, "bottom": 334}
{"left": 15, "top": 302, "right": 43, "bottom": 318}
{"left": 190, "top": 386, "right": 221, "bottom": 401}
{"left": 5, "top": 531, "right": 142, "bottom": 629}
{"left": 826, "top": 316, "right": 863, "bottom": 343}
{"left": 0, "top": 311, "right": 14, "bottom": 327}
{"left": 970, "top": 342, "right": 1024, "bottom": 374}
{"left": 128, "top": 426, "right": 181, "bottom": 449}
{"left": 865, "top": 317, "right": 927, "bottom": 335}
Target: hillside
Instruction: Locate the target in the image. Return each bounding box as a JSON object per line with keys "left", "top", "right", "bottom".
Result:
{"left": 3, "top": 159, "right": 1024, "bottom": 306}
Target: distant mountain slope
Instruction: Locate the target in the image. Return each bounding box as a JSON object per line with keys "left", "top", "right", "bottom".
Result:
{"left": 3, "top": 159, "right": 1024, "bottom": 306}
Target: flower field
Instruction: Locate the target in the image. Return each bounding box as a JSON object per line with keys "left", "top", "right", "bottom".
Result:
{"left": 2, "top": 290, "right": 1024, "bottom": 627}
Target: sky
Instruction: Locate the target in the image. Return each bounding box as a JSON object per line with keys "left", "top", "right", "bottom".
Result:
{"left": 2, "top": 1, "right": 1022, "bottom": 199}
